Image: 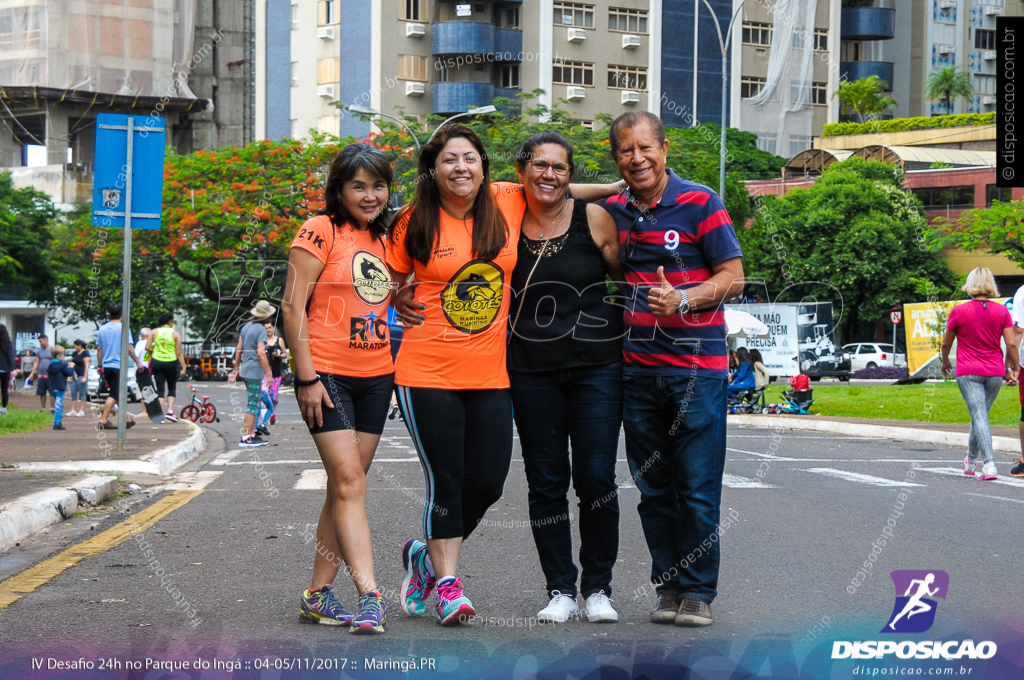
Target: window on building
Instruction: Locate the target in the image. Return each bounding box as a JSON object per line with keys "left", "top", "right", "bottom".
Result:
{"left": 790, "top": 79, "right": 809, "bottom": 102}
{"left": 789, "top": 135, "right": 812, "bottom": 156}
{"left": 291, "top": 61, "right": 298, "bottom": 87}
{"left": 501, "top": 64, "right": 520, "bottom": 88}
{"left": 554, "top": 2, "right": 595, "bottom": 28}
{"left": 975, "top": 74, "right": 996, "bottom": 95}
{"left": 436, "top": 60, "right": 450, "bottom": 82}
{"left": 815, "top": 28, "right": 828, "bottom": 51}
{"left": 290, "top": 119, "right": 298, "bottom": 138}
{"left": 791, "top": 28, "right": 811, "bottom": 49}
{"left": 291, "top": 4, "right": 299, "bottom": 29}
{"left": 742, "top": 21, "right": 772, "bottom": 46}
{"left": 553, "top": 59, "right": 595, "bottom": 86}
{"left": 502, "top": 7, "right": 521, "bottom": 28}
{"left": 580, "top": 119, "right": 595, "bottom": 130}
{"left": 975, "top": 28, "right": 996, "bottom": 50}
{"left": 317, "top": 58, "right": 340, "bottom": 85}
{"left": 608, "top": 65, "right": 647, "bottom": 90}
{"left": 608, "top": 7, "right": 649, "bottom": 33}
{"left": 317, "top": 115, "right": 340, "bottom": 136}
{"left": 398, "top": 55, "right": 429, "bottom": 81}
{"left": 812, "top": 81, "right": 827, "bottom": 105}
{"left": 757, "top": 133, "right": 777, "bottom": 155}
{"left": 986, "top": 184, "right": 1013, "bottom": 206}
{"left": 741, "top": 75, "right": 767, "bottom": 98}
{"left": 0, "top": 7, "right": 42, "bottom": 49}
{"left": 911, "top": 186, "right": 975, "bottom": 209}
{"left": 401, "top": 0, "right": 423, "bottom": 20}
{"left": 318, "top": 0, "right": 337, "bottom": 25}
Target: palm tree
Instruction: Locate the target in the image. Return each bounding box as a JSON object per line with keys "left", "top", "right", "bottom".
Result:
{"left": 833, "top": 76, "right": 899, "bottom": 123}
{"left": 925, "top": 67, "right": 974, "bottom": 115}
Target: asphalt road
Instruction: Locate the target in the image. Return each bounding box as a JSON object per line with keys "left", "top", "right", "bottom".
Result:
{"left": 1, "top": 381, "right": 1021, "bottom": 678}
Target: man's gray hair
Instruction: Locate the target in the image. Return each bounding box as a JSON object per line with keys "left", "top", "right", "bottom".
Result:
{"left": 609, "top": 111, "right": 666, "bottom": 154}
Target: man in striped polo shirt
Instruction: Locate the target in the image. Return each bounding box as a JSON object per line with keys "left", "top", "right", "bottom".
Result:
{"left": 601, "top": 111, "right": 745, "bottom": 628}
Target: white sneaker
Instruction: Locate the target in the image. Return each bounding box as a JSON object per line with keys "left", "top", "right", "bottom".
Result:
{"left": 537, "top": 591, "right": 580, "bottom": 623}
{"left": 0, "top": 407, "right": 6, "bottom": 416}
{"left": 584, "top": 590, "right": 619, "bottom": 623}
{"left": 978, "top": 462, "right": 998, "bottom": 481}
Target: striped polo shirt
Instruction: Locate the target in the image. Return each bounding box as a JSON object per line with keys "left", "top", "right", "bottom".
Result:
{"left": 601, "top": 168, "right": 742, "bottom": 379}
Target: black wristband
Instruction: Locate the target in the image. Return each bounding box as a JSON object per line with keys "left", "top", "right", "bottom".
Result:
{"left": 294, "top": 375, "right": 320, "bottom": 387}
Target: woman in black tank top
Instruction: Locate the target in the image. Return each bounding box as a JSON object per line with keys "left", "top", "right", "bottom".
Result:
{"left": 507, "top": 132, "right": 625, "bottom": 624}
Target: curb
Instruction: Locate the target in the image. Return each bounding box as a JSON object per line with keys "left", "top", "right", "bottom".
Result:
{"left": 67, "top": 475, "right": 120, "bottom": 505}
{"left": 11, "top": 424, "right": 207, "bottom": 476}
{"left": 0, "top": 488, "right": 78, "bottom": 552}
{"left": 729, "top": 415, "right": 1022, "bottom": 454}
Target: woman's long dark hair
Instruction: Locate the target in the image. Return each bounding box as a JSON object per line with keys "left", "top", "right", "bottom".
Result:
{"left": 515, "top": 131, "right": 576, "bottom": 177}
{"left": 736, "top": 347, "right": 753, "bottom": 368}
{"left": 321, "top": 143, "right": 394, "bottom": 240}
{"left": 0, "top": 324, "right": 10, "bottom": 356}
{"left": 394, "top": 124, "right": 507, "bottom": 266}
{"left": 749, "top": 349, "right": 763, "bottom": 365}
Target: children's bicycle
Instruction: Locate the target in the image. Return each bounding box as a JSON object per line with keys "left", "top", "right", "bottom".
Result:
{"left": 179, "top": 382, "right": 219, "bottom": 423}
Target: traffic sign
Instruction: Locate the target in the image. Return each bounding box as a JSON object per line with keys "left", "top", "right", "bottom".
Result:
{"left": 891, "top": 310, "right": 902, "bottom": 325}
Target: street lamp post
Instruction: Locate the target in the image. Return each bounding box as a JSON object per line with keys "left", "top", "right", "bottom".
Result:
{"left": 698, "top": 0, "right": 746, "bottom": 198}
{"left": 343, "top": 105, "right": 422, "bottom": 153}
{"left": 427, "top": 105, "right": 498, "bottom": 144}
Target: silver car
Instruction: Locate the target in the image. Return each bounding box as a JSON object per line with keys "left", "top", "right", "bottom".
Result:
{"left": 87, "top": 365, "right": 141, "bottom": 402}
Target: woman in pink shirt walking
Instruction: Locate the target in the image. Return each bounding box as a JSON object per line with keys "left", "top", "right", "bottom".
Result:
{"left": 941, "top": 268, "right": 1020, "bottom": 480}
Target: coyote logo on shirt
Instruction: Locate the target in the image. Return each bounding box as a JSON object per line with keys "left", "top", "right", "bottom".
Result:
{"left": 441, "top": 261, "right": 504, "bottom": 333}
{"left": 351, "top": 250, "right": 392, "bottom": 305}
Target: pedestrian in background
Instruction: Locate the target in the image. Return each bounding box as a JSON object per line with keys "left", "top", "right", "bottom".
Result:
{"left": 727, "top": 347, "right": 756, "bottom": 397}
{"left": 0, "top": 324, "right": 14, "bottom": 416}
{"left": 47, "top": 345, "right": 76, "bottom": 430}
{"left": 28, "top": 334, "right": 52, "bottom": 411}
{"left": 20, "top": 350, "right": 36, "bottom": 389}
{"left": 135, "top": 328, "right": 152, "bottom": 366}
{"left": 1008, "top": 283, "right": 1024, "bottom": 477}
{"left": 68, "top": 339, "right": 91, "bottom": 417}
{"left": 96, "top": 303, "right": 143, "bottom": 430}
{"left": 750, "top": 349, "right": 770, "bottom": 390}
{"left": 941, "top": 267, "right": 1019, "bottom": 481}
{"left": 146, "top": 312, "right": 187, "bottom": 422}
{"left": 256, "top": 321, "right": 275, "bottom": 437}
{"left": 266, "top": 324, "right": 287, "bottom": 406}
{"left": 229, "top": 300, "right": 275, "bottom": 448}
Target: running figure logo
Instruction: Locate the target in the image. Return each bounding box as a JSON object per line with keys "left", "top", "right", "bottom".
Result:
{"left": 881, "top": 570, "right": 949, "bottom": 633}
{"left": 350, "top": 250, "right": 392, "bottom": 305}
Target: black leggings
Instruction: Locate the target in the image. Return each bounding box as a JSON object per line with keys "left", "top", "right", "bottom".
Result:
{"left": 396, "top": 386, "right": 513, "bottom": 540}
{"left": 0, "top": 372, "right": 9, "bottom": 408}
{"left": 150, "top": 360, "right": 180, "bottom": 399}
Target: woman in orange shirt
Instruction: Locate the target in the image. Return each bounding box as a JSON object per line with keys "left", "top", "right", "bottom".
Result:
{"left": 281, "top": 143, "right": 395, "bottom": 634}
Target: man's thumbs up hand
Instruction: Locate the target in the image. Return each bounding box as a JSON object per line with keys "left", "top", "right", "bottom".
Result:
{"left": 648, "top": 266, "right": 682, "bottom": 318}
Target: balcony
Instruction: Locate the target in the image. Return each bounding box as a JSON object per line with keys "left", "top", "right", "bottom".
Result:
{"left": 840, "top": 61, "right": 895, "bottom": 87}
{"left": 841, "top": 7, "right": 896, "bottom": 40}
{"left": 494, "top": 28, "right": 522, "bottom": 58}
{"left": 433, "top": 22, "right": 494, "bottom": 55}
{"left": 432, "top": 82, "right": 494, "bottom": 115}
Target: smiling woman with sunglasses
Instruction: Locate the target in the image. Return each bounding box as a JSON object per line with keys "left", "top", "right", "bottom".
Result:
{"left": 506, "top": 132, "right": 625, "bottom": 625}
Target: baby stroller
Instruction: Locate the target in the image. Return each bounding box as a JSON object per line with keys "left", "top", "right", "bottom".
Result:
{"left": 727, "top": 386, "right": 769, "bottom": 414}
{"left": 771, "top": 388, "right": 814, "bottom": 415}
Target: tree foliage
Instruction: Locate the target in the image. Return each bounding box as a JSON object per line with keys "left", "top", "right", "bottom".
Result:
{"left": 739, "top": 158, "right": 957, "bottom": 338}
{"left": 926, "top": 67, "right": 974, "bottom": 116}
{"left": 0, "top": 172, "right": 57, "bottom": 302}
{"left": 833, "top": 76, "right": 898, "bottom": 124}
{"left": 948, "top": 199, "right": 1024, "bottom": 266}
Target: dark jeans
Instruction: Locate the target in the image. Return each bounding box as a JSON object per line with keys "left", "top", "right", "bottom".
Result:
{"left": 622, "top": 373, "right": 728, "bottom": 604}
{"left": 509, "top": 364, "right": 622, "bottom": 598}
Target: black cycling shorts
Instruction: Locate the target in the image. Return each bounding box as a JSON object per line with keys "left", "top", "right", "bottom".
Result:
{"left": 307, "top": 372, "right": 395, "bottom": 436}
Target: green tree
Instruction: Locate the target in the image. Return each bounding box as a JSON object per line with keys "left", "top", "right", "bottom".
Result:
{"left": 740, "top": 158, "right": 957, "bottom": 339}
{"left": 0, "top": 172, "right": 57, "bottom": 302}
{"left": 833, "top": 76, "right": 899, "bottom": 123}
{"left": 926, "top": 67, "right": 974, "bottom": 116}
{"left": 947, "top": 199, "right": 1024, "bottom": 265}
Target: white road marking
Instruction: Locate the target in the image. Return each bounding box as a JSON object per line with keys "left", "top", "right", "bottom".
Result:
{"left": 294, "top": 469, "right": 326, "bottom": 490}
{"left": 964, "top": 492, "right": 1024, "bottom": 504}
{"left": 799, "top": 468, "right": 925, "bottom": 487}
{"left": 209, "top": 451, "right": 241, "bottom": 466}
{"left": 223, "top": 458, "right": 421, "bottom": 465}
{"left": 148, "top": 471, "right": 224, "bottom": 492}
{"left": 722, "top": 474, "right": 775, "bottom": 489}
{"left": 920, "top": 467, "right": 1024, "bottom": 489}
{"left": 726, "top": 447, "right": 804, "bottom": 462}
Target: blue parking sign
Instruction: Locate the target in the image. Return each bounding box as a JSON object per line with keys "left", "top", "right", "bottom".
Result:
{"left": 91, "top": 113, "right": 166, "bottom": 230}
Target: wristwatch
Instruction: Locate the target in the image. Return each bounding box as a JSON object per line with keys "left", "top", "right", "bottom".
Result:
{"left": 677, "top": 289, "right": 690, "bottom": 316}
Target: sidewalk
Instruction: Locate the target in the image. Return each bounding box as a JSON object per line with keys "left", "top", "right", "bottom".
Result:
{"left": 730, "top": 413, "right": 1022, "bottom": 454}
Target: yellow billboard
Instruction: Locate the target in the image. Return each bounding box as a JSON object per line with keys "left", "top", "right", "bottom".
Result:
{"left": 904, "top": 298, "right": 1011, "bottom": 376}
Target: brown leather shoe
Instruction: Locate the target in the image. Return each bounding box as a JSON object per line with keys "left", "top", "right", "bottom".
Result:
{"left": 675, "top": 598, "right": 713, "bottom": 627}
{"left": 650, "top": 590, "right": 679, "bottom": 624}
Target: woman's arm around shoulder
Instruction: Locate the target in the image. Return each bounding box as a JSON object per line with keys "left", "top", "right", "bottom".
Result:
{"left": 586, "top": 202, "right": 624, "bottom": 283}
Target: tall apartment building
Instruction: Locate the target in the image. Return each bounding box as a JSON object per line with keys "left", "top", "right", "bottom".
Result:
{"left": 256, "top": 0, "right": 659, "bottom": 140}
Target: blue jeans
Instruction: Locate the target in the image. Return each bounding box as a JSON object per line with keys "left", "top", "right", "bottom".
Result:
{"left": 51, "top": 390, "right": 66, "bottom": 427}
{"left": 622, "top": 374, "right": 728, "bottom": 604}
{"left": 509, "top": 364, "right": 622, "bottom": 598}
{"left": 258, "top": 390, "right": 274, "bottom": 428}
{"left": 955, "top": 374, "right": 1003, "bottom": 465}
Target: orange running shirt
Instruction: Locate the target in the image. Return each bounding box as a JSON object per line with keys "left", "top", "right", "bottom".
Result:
{"left": 290, "top": 215, "right": 394, "bottom": 377}
{"left": 385, "top": 182, "right": 527, "bottom": 389}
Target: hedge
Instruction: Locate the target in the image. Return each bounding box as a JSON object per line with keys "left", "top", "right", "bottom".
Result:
{"left": 821, "top": 112, "right": 996, "bottom": 137}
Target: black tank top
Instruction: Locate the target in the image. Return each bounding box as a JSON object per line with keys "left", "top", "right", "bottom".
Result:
{"left": 507, "top": 198, "right": 624, "bottom": 373}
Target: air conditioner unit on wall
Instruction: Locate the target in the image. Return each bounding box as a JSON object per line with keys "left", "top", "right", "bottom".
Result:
{"left": 566, "top": 86, "right": 585, "bottom": 100}
{"left": 981, "top": 95, "right": 996, "bottom": 104}
{"left": 938, "top": 0, "right": 955, "bottom": 9}
{"left": 983, "top": 50, "right": 997, "bottom": 60}
{"left": 622, "top": 34, "right": 641, "bottom": 49}
{"left": 985, "top": 6, "right": 1003, "bottom": 15}
{"left": 317, "top": 84, "right": 335, "bottom": 98}
{"left": 405, "top": 81, "right": 425, "bottom": 96}
{"left": 937, "top": 43, "right": 955, "bottom": 54}
{"left": 568, "top": 27, "right": 586, "bottom": 42}
{"left": 621, "top": 90, "right": 641, "bottom": 104}
{"left": 406, "top": 22, "right": 426, "bottom": 37}
{"left": 317, "top": 26, "right": 335, "bottom": 40}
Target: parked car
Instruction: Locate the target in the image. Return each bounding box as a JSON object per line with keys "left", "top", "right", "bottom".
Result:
{"left": 86, "top": 365, "right": 141, "bottom": 403}
{"left": 841, "top": 343, "right": 907, "bottom": 371}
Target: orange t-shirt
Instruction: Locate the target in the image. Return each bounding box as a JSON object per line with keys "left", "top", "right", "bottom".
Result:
{"left": 290, "top": 215, "right": 394, "bottom": 377}
{"left": 385, "top": 182, "right": 527, "bottom": 389}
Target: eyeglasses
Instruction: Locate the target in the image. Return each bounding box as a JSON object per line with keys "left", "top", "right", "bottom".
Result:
{"left": 528, "top": 159, "right": 571, "bottom": 176}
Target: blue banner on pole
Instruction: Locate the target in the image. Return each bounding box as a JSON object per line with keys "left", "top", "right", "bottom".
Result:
{"left": 91, "top": 113, "right": 166, "bottom": 230}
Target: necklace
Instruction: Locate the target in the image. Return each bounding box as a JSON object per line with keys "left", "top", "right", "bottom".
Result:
{"left": 532, "top": 198, "right": 570, "bottom": 239}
